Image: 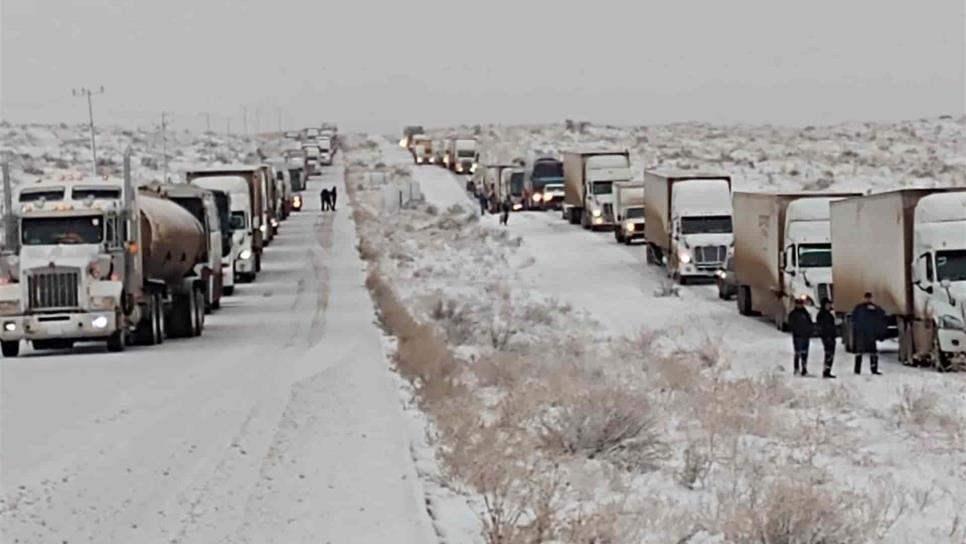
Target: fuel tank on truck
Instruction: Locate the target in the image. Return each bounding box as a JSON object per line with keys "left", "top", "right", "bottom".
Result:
{"left": 138, "top": 192, "right": 206, "bottom": 284}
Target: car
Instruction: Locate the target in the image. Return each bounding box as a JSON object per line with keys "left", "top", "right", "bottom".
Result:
{"left": 716, "top": 252, "right": 737, "bottom": 300}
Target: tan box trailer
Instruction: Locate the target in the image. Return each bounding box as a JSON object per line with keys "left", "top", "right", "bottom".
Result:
{"left": 831, "top": 188, "right": 966, "bottom": 368}
{"left": 733, "top": 191, "right": 859, "bottom": 329}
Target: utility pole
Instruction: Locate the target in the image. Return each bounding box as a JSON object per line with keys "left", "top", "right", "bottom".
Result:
{"left": 200, "top": 112, "right": 212, "bottom": 133}
{"left": 242, "top": 107, "right": 248, "bottom": 135}
{"left": 254, "top": 108, "right": 261, "bottom": 135}
{"left": 277, "top": 108, "right": 282, "bottom": 133}
{"left": 226, "top": 118, "right": 232, "bottom": 137}
{"left": 72, "top": 86, "right": 105, "bottom": 179}
{"left": 160, "top": 112, "right": 171, "bottom": 182}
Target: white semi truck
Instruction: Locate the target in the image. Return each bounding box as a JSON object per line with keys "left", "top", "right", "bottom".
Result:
{"left": 562, "top": 150, "right": 632, "bottom": 230}
{"left": 644, "top": 171, "right": 733, "bottom": 284}
{"left": 831, "top": 189, "right": 966, "bottom": 369}
{"left": 0, "top": 157, "right": 208, "bottom": 357}
{"left": 445, "top": 138, "right": 479, "bottom": 175}
{"left": 733, "top": 192, "right": 859, "bottom": 329}
{"left": 613, "top": 181, "right": 645, "bottom": 244}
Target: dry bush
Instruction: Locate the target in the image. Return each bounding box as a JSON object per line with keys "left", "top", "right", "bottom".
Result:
{"left": 893, "top": 385, "right": 940, "bottom": 428}
{"left": 676, "top": 437, "right": 713, "bottom": 490}
{"left": 724, "top": 479, "right": 876, "bottom": 544}
{"left": 429, "top": 295, "right": 474, "bottom": 345}
{"left": 539, "top": 386, "right": 668, "bottom": 472}
{"left": 474, "top": 352, "right": 528, "bottom": 390}
{"left": 692, "top": 375, "right": 788, "bottom": 439}
{"left": 653, "top": 279, "right": 681, "bottom": 298}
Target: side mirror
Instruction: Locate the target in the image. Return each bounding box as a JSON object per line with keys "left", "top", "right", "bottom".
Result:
{"left": 787, "top": 270, "right": 796, "bottom": 277}
{"left": 941, "top": 279, "right": 952, "bottom": 290}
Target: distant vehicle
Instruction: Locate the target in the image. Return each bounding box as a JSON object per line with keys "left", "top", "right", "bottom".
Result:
{"left": 400, "top": 125, "right": 425, "bottom": 149}
{"left": 733, "top": 192, "right": 859, "bottom": 329}
{"left": 562, "top": 150, "right": 632, "bottom": 229}
{"left": 482, "top": 164, "right": 517, "bottom": 212}
{"left": 188, "top": 175, "right": 250, "bottom": 294}
{"left": 411, "top": 135, "right": 433, "bottom": 164}
{"left": 303, "top": 146, "right": 321, "bottom": 175}
{"left": 432, "top": 139, "right": 447, "bottom": 165}
{"left": 716, "top": 252, "right": 737, "bottom": 300}
{"left": 445, "top": 138, "right": 478, "bottom": 175}
{"left": 317, "top": 137, "right": 333, "bottom": 166}
{"left": 528, "top": 158, "right": 564, "bottom": 210}
{"left": 644, "top": 171, "right": 733, "bottom": 284}
{"left": 613, "top": 181, "right": 645, "bottom": 244}
{"left": 831, "top": 189, "right": 966, "bottom": 369}
{"left": 503, "top": 167, "right": 527, "bottom": 211}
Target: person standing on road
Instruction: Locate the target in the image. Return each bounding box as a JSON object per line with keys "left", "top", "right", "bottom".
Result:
{"left": 816, "top": 298, "right": 837, "bottom": 378}
{"left": 788, "top": 298, "right": 814, "bottom": 376}
{"left": 852, "top": 292, "right": 885, "bottom": 375}
{"left": 320, "top": 188, "right": 330, "bottom": 211}
{"left": 478, "top": 191, "right": 487, "bottom": 215}
{"left": 331, "top": 186, "right": 338, "bottom": 211}
{"left": 500, "top": 197, "right": 510, "bottom": 226}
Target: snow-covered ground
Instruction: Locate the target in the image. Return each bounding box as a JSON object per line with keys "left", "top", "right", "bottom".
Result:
{"left": 1, "top": 161, "right": 444, "bottom": 543}
{"left": 346, "top": 128, "right": 966, "bottom": 543}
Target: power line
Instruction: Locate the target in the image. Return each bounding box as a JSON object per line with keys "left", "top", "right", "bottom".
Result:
{"left": 72, "top": 86, "right": 105, "bottom": 179}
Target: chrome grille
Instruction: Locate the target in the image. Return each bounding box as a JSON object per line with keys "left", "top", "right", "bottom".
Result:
{"left": 694, "top": 245, "right": 727, "bottom": 266}
{"left": 603, "top": 203, "right": 614, "bottom": 222}
{"left": 27, "top": 268, "right": 80, "bottom": 310}
{"left": 817, "top": 283, "right": 833, "bottom": 303}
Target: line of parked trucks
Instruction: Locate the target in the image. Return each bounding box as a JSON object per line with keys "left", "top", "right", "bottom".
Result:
{"left": 0, "top": 126, "right": 330, "bottom": 357}
{"left": 400, "top": 126, "right": 480, "bottom": 176}
{"left": 467, "top": 146, "right": 966, "bottom": 372}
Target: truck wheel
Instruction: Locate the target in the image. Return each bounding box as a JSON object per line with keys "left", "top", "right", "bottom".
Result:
{"left": 737, "top": 285, "right": 752, "bottom": 316}
{"left": 1, "top": 340, "right": 19, "bottom": 357}
{"left": 168, "top": 294, "right": 191, "bottom": 338}
{"left": 193, "top": 287, "right": 205, "bottom": 337}
{"left": 106, "top": 330, "right": 126, "bottom": 352}
{"left": 934, "top": 335, "right": 952, "bottom": 372}
{"left": 255, "top": 253, "right": 262, "bottom": 273}
{"left": 154, "top": 294, "right": 165, "bottom": 344}
{"left": 645, "top": 245, "right": 656, "bottom": 265}
{"left": 223, "top": 285, "right": 235, "bottom": 297}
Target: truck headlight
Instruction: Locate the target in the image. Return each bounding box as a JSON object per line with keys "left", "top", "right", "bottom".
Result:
{"left": 624, "top": 221, "right": 635, "bottom": 233}
{"left": 260, "top": 225, "right": 267, "bottom": 235}
{"left": 271, "top": 218, "right": 279, "bottom": 228}
{"left": 239, "top": 249, "right": 253, "bottom": 261}
{"left": 939, "top": 315, "right": 964, "bottom": 330}
{"left": 91, "top": 316, "right": 109, "bottom": 329}
{"left": 90, "top": 296, "right": 116, "bottom": 310}
{"left": 532, "top": 193, "right": 543, "bottom": 203}
{"left": 0, "top": 301, "right": 19, "bottom": 315}
{"left": 470, "top": 164, "right": 477, "bottom": 173}
{"left": 293, "top": 195, "right": 302, "bottom": 206}
{"left": 3, "top": 321, "right": 17, "bottom": 332}
{"left": 679, "top": 251, "right": 692, "bottom": 264}
{"left": 591, "top": 208, "right": 602, "bottom": 218}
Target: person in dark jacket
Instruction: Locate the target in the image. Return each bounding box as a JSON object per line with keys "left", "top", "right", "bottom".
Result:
{"left": 852, "top": 292, "right": 885, "bottom": 375}
{"left": 330, "top": 186, "right": 338, "bottom": 210}
{"left": 478, "top": 191, "right": 487, "bottom": 215}
{"left": 816, "top": 298, "right": 837, "bottom": 378}
{"left": 500, "top": 198, "right": 511, "bottom": 226}
{"left": 320, "top": 188, "right": 330, "bottom": 211}
{"left": 787, "top": 298, "right": 814, "bottom": 376}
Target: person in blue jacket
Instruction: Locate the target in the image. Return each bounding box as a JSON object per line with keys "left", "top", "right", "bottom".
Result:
{"left": 852, "top": 292, "right": 885, "bottom": 375}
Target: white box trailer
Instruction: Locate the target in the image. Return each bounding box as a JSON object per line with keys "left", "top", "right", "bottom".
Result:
{"left": 562, "top": 150, "right": 631, "bottom": 230}
{"left": 831, "top": 189, "right": 966, "bottom": 369}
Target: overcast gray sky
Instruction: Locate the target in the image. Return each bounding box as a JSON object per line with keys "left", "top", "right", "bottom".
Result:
{"left": 2, "top": 0, "right": 964, "bottom": 133}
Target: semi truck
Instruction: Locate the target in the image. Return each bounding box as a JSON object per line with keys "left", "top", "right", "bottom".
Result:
{"left": 185, "top": 166, "right": 265, "bottom": 282}
{"left": 411, "top": 135, "right": 433, "bottom": 164}
{"left": 504, "top": 167, "right": 527, "bottom": 211}
{"left": 317, "top": 137, "right": 333, "bottom": 166}
{"left": 831, "top": 189, "right": 966, "bottom": 369}
{"left": 613, "top": 181, "right": 645, "bottom": 244}
{"left": 481, "top": 164, "right": 517, "bottom": 212}
{"left": 644, "top": 171, "right": 733, "bottom": 284}
{"left": 445, "top": 138, "right": 479, "bottom": 175}
{"left": 400, "top": 125, "right": 425, "bottom": 149}
{"left": 732, "top": 192, "right": 859, "bottom": 329}
{"left": 0, "top": 157, "right": 207, "bottom": 357}
{"left": 142, "top": 182, "right": 224, "bottom": 312}
{"left": 528, "top": 157, "right": 564, "bottom": 210}
{"left": 562, "top": 150, "right": 632, "bottom": 229}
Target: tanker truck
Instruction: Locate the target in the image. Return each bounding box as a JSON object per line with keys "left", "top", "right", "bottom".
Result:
{"left": 733, "top": 192, "right": 859, "bottom": 329}
{"left": 644, "top": 171, "right": 733, "bottom": 284}
{"left": 141, "top": 182, "right": 224, "bottom": 312}
{"left": 831, "top": 189, "right": 966, "bottom": 370}
{"left": 186, "top": 166, "right": 265, "bottom": 280}
{"left": 0, "top": 156, "right": 207, "bottom": 357}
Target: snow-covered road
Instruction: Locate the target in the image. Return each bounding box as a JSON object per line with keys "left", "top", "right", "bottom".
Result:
{"left": 1, "top": 163, "right": 437, "bottom": 543}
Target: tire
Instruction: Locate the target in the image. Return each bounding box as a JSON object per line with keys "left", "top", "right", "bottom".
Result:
{"left": 106, "top": 330, "right": 126, "bottom": 352}
{"left": 934, "top": 333, "right": 952, "bottom": 372}
{"left": 223, "top": 285, "right": 235, "bottom": 297}
{"left": 717, "top": 281, "right": 726, "bottom": 300}
{"left": 168, "top": 294, "right": 192, "bottom": 338}
{"left": 678, "top": 274, "right": 689, "bottom": 286}
{"left": 155, "top": 294, "right": 165, "bottom": 344}
{"left": 1, "top": 340, "right": 19, "bottom": 357}
{"left": 255, "top": 252, "right": 262, "bottom": 273}
{"left": 191, "top": 288, "right": 204, "bottom": 337}
{"left": 205, "top": 275, "right": 215, "bottom": 314}
{"left": 646, "top": 245, "right": 656, "bottom": 265}
{"left": 737, "top": 285, "right": 752, "bottom": 316}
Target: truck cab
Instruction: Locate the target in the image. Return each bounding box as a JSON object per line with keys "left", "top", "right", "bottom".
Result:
{"left": 780, "top": 198, "right": 838, "bottom": 313}
{"left": 563, "top": 151, "right": 631, "bottom": 230}
{"left": 411, "top": 135, "right": 433, "bottom": 164}
{"left": 317, "top": 137, "right": 333, "bottom": 166}
{"left": 400, "top": 125, "right": 425, "bottom": 149}
{"left": 503, "top": 167, "right": 527, "bottom": 211}
{"left": 670, "top": 179, "right": 733, "bottom": 281}
{"left": 450, "top": 139, "right": 478, "bottom": 175}
{"left": 529, "top": 158, "right": 564, "bottom": 210}
{"left": 0, "top": 178, "right": 132, "bottom": 355}
{"left": 613, "top": 181, "right": 645, "bottom": 244}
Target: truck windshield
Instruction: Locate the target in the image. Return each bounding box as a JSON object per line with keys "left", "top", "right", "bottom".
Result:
{"left": 22, "top": 216, "right": 103, "bottom": 245}
{"left": 510, "top": 173, "right": 525, "bottom": 195}
{"left": 626, "top": 207, "right": 645, "bottom": 219}
{"left": 230, "top": 212, "right": 247, "bottom": 230}
{"left": 936, "top": 250, "right": 966, "bottom": 281}
{"left": 170, "top": 197, "right": 206, "bottom": 226}
{"left": 591, "top": 182, "right": 613, "bottom": 195}
{"left": 681, "top": 216, "right": 732, "bottom": 234}
{"left": 798, "top": 243, "right": 832, "bottom": 268}
{"left": 532, "top": 161, "right": 563, "bottom": 180}
{"left": 457, "top": 150, "right": 476, "bottom": 158}
{"left": 20, "top": 190, "right": 65, "bottom": 202}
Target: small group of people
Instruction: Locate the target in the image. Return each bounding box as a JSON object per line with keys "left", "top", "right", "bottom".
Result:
{"left": 477, "top": 190, "right": 511, "bottom": 226}
{"left": 787, "top": 292, "right": 885, "bottom": 378}
{"left": 320, "top": 186, "right": 338, "bottom": 211}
